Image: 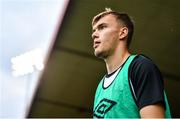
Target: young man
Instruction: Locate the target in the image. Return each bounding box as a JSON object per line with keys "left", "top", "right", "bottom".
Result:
{"left": 92, "top": 8, "right": 171, "bottom": 118}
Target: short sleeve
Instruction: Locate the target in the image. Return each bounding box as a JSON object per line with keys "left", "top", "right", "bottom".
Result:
{"left": 129, "top": 55, "right": 166, "bottom": 110}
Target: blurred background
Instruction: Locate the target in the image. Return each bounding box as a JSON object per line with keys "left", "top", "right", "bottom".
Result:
{"left": 1, "top": 0, "right": 180, "bottom": 118}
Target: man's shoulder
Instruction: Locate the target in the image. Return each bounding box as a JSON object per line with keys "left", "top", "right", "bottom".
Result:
{"left": 129, "top": 54, "right": 161, "bottom": 75}
{"left": 133, "top": 54, "right": 153, "bottom": 62}
{"left": 131, "top": 54, "right": 156, "bottom": 68}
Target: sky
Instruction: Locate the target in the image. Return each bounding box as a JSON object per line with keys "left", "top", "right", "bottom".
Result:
{"left": 0, "top": 0, "right": 68, "bottom": 118}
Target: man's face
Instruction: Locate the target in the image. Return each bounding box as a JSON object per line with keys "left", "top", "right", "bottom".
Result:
{"left": 92, "top": 14, "right": 122, "bottom": 58}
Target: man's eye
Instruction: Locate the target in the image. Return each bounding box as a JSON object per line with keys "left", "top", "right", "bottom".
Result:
{"left": 99, "top": 25, "right": 106, "bottom": 30}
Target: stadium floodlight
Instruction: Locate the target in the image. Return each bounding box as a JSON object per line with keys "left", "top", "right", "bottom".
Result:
{"left": 11, "top": 48, "right": 44, "bottom": 77}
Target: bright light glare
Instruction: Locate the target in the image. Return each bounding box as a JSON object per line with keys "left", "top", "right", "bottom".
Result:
{"left": 11, "top": 48, "right": 44, "bottom": 77}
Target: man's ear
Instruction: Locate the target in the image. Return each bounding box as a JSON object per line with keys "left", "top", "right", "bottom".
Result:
{"left": 119, "top": 27, "right": 128, "bottom": 40}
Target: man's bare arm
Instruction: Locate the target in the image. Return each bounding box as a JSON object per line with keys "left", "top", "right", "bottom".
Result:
{"left": 140, "top": 104, "right": 165, "bottom": 118}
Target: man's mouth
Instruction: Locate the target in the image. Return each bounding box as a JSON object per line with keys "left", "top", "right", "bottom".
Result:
{"left": 93, "top": 41, "right": 101, "bottom": 49}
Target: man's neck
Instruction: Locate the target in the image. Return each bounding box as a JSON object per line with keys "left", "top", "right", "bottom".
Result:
{"left": 105, "top": 48, "right": 130, "bottom": 74}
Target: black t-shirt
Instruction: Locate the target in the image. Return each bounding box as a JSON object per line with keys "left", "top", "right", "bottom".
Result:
{"left": 106, "top": 54, "right": 166, "bottom": 110}
{"left": 128, "top": 55, "right": 165, "bottom": 110}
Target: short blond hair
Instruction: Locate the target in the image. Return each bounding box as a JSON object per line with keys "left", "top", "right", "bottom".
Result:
{"left": 92, "top": 8, "right": 113, "bottom": 25}
{"left": 92, "top": 8, "right": 134, "bottom": 48}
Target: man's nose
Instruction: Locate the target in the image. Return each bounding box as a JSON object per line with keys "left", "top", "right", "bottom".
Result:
{"left": 92, "top": 30, "right": 99, "bottom": 40}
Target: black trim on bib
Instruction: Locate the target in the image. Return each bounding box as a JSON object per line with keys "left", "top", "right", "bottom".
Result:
{"left": 102, "top": 55, "right": 131, "bottom": 90}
